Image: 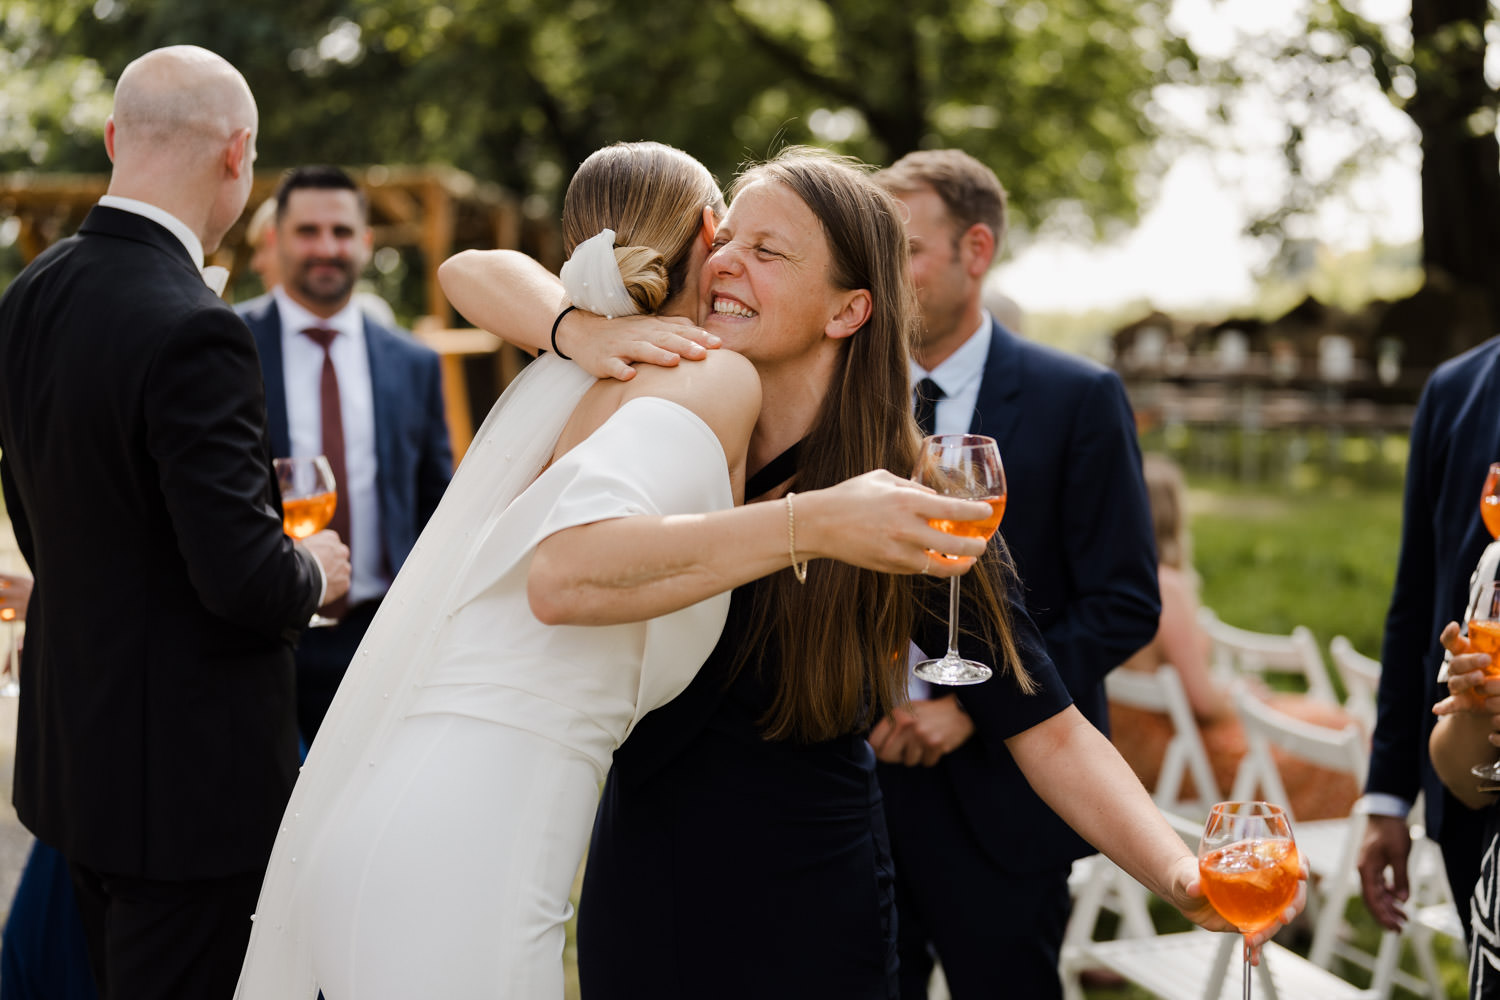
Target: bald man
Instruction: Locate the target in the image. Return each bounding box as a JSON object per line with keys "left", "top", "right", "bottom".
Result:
{"left": 0, "top": 46, "right": 348, "bottom": 999}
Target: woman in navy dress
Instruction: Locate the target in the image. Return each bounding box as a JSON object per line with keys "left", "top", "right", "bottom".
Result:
{"left": 566, "top": 150, "right": 1294, "bottom": 998}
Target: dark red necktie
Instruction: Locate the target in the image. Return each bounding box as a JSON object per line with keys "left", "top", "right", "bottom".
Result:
{"left": 302, "top": 326, "right": 349, "bottom": 619}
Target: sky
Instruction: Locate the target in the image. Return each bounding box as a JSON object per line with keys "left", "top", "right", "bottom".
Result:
{"left": 992, "top": 0, "right": 1425, "bottom": 315}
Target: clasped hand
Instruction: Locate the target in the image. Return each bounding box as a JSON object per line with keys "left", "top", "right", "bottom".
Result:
{"left": 869, "top": 696, "right": 974, "bottom": 766}
{"left": 554, "top": 311, "right": 718, "bottom": 381}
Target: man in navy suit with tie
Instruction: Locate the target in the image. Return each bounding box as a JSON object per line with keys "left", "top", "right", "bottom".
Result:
{"left": 871, "top": 150, "right": 1160, "bottom": 999}
{"left": 239, "top": 165, "right": 453, "bottom": 745}
{"left": 1357, "top": 341, "right": 1500, "bottom": 937}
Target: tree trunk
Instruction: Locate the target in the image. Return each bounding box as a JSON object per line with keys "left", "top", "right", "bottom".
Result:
{"left": 1408, "top": 0, "right": 1500, "bottom": 355}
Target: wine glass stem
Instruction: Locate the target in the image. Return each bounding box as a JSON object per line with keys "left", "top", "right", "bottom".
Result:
{"left": 945, "top": 576, "right": 961, "bottom": 659}
{"left": 1242, "top": 941, "right": 1251, "bottom": 1000}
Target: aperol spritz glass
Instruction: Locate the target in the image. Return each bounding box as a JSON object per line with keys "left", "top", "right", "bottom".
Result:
{"left": 910, "top": 434, "right": 1006, "bottom": 686}
{"left": 1198, "top": 801, "right": 1299, "bottom": 1000}
{"left": 274, "top": 455, "right": 338, "bottom": 628}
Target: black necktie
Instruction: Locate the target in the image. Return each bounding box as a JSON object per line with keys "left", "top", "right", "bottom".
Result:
{"left": 914, "top": 377, "right": 944, "bottom": 437}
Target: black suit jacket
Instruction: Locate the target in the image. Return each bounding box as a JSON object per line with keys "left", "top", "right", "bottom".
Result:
{"left": 881, "top": 319, "right": 1160, "bottom": 871}
{"left": 1369, "top": 336, "right": 1500, "bottom": 841}
{"left": 0, "top": 207, "right": 321, "bottom": 880}
{"left": 237, "top": 295, "right": 451, "bottom": 577}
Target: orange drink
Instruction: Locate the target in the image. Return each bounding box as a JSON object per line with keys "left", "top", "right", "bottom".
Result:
{"left": 282, "top": 492, "right": 337, "bottom": 540}
{"left": 1199, "top": 837, "right": 1299, "bottom": 934}
{"left": 927, "top": 496, "right": 1007, "bottom": 543}
{"left": 1469, "top": 618, "right": 1500, "bottom": 661}
{"left": 1484, "top": 495, "right": 1500, "bottom": 540}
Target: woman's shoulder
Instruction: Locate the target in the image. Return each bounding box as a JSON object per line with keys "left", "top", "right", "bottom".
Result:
{"left": 620, "top": 349, "right": 761, "bottom": 446}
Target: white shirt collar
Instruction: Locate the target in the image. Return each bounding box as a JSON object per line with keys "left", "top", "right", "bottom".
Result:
{"left": 97, "top": 195, "right": 206, "bottom": 270}
{"left": 272, "top": 285, "right": 364, "bottom": 344}
{"left": 911, "top": 310, "right": 993, "bottom": 395}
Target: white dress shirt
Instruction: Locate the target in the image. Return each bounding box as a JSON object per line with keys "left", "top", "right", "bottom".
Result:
{"left": 273, "top": 287, "right": 387, "bottom": 605}
{"left": 910, "top": 312, "right": 992, "bottom": 438}
{"left": 907, "top": 312, "right": 994, "bottom": 698}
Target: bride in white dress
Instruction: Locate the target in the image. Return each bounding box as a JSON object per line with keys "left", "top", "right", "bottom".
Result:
{"left": 235, "top": 143, "right": 993, "bottom": 999}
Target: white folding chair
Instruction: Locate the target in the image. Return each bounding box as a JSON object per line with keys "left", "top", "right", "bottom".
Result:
{"left": 1328, "top": 635, "right": 1381, "bottom": 736}
{"left": 1106, "top": 665, "right": 1221, "bottom": 817}
{"left": 1230, "top": 688, "right": 1447, "bottom": 999}
{"left": 1061, "top": 807, "right": 1373, "bottom": 1000}
{"left": 1199, "top": 607, "right": 1340, "bottom": 704}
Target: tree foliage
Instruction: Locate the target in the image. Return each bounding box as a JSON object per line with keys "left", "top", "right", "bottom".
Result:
{"left": 1200, "top": 0, "right": 1500, "bottom": 355}
{"left": 1, "top": 0, "right": 1185, "bottom": 242}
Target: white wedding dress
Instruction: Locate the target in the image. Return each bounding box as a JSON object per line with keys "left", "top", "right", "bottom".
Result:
{"left": 236, "top": 234, "right": 734, "bottom": 999}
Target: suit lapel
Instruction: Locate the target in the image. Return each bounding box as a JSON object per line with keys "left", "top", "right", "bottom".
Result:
{"left": 968, "top": 318, "right": 1025, "bottom": 449}
{"left": 247, "top": 301, "right": 292, "bottom": 459}
{"left": 363, "top": 317, "right": 397, "bottom": 478}
{"left": 363, "top": 317, "right": 400, "bottom": 562}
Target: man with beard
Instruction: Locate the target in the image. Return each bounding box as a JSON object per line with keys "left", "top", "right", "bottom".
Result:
{"left": 239, "top": 165, "right": 452, "bottom": 746}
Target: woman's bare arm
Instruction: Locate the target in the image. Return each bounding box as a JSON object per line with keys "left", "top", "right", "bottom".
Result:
{"left": 438, "top": 249, "right": 717, "bottom": 380}
{"left": 529, "top": 470, "right": 992, "bottom": 627}
{"left": 1431, "top": 621, "right": 1500, "bottom": 809}
{"left": 1007, "top": 707, "right": 1306, "bottom": 958}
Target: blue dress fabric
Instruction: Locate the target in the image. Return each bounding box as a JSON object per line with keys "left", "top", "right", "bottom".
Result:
{"left": 0, "top": 841, "right": 98, "bottom": 1000}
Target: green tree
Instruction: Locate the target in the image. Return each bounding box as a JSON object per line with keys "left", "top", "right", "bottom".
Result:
{"left": 1, "top": 0, "right": 1189, "bottom": 241}
{"left": 1212, "top": 0, "right": 1500, "bottom": 358}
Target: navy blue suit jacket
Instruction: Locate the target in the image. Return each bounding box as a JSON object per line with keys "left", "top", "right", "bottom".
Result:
{"left": 236, "top": 295, "right": 452, "bottom": 576}
{"left": 881, "top": 319, "right": 1160, "bottom": 871}
{"left": 1369, "top": 336, "right": 1500, "bottom": 843}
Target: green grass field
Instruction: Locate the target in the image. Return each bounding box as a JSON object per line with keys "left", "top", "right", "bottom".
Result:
{"left": 1190, "top": 475, "right": 1404, "bottom": 660}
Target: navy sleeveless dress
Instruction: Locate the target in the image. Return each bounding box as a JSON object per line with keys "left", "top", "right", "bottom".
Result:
{"left": 579, "top": 571, "right": 1071, "bottom": 998}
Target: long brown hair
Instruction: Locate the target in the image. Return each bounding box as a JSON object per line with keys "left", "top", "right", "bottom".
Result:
{"left": 731, "top": 147, "right": 1030, "bottom": 742}
{"left": 561, "top": 141, "right": 724, "bottom": 313}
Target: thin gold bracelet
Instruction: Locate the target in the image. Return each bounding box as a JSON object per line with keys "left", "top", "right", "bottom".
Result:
{"left": 785, "top": 491, "right": 809, "bottom": 584}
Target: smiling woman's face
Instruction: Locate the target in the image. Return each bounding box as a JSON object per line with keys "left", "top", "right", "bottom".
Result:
{"left": 699, "top": 178, "right": 847, "bottom": 369}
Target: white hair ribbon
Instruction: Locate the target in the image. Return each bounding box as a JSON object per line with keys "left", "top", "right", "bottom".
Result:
{"left": 558, "top": 229, "right": 641, "bottom": 319}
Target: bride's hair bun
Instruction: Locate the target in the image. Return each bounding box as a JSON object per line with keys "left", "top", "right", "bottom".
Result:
{"left": 613, "top": 245, "right": 670, "bottom": 314}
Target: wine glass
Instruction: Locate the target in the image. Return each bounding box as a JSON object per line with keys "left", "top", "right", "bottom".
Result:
{"left": 911, "top": 434, "right": 1007, "bottom": 685}
{"left": 274, "top": 455, "right": 339, "bottom": 628}
{"left": 1482, "top": 463, "right": 1500, "bottom": 540}
{"left": 1468, "top": 581, "right": 1500, "bottom": 782}
{"left": 1198, "top": 801, "right": 1300, "bottom": 1000}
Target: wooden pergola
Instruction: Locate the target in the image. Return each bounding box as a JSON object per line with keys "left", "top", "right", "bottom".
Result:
{"left": 0, "top": 165, "right": 558, "bottom": 459}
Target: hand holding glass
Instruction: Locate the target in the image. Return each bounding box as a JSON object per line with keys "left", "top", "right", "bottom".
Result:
{"left": 911, "top": 434, "right": 1006, "bottom": 685}
{"left": 1464, "top": 581, "right": 1500, "bottom": 783}
{"left": 274, "top": 456, "right": 339, "bottom": 627}
{"left": 1198, "top": 801, "right": 1299, "bottom": 1000}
